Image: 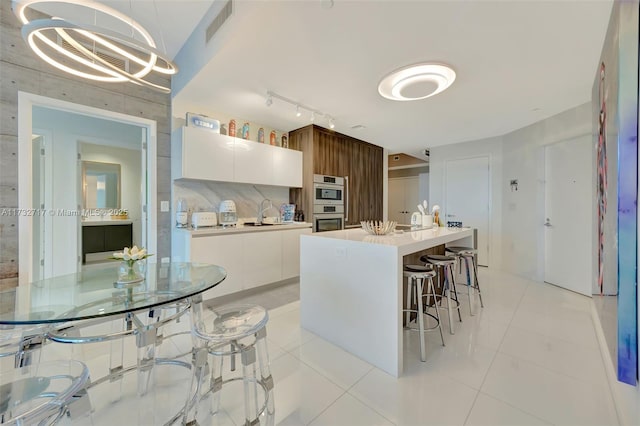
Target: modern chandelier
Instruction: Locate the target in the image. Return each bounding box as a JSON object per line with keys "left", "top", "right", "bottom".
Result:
{"left": 12, "top": 0, "right": 178, "bottom": 93}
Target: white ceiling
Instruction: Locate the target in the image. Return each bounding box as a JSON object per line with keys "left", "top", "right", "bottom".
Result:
{"left": 92, "top": 1, "right": 613, "bottom": 156}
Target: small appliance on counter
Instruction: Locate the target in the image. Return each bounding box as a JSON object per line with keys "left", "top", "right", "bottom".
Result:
{"left": 176, "top": 198, "right": 188, "bottom": 228}
{"left": 219, "top": 200, "right": 238, "bottom": 227}
{"left": 191, "top": 211, "right": 217, "bottom": 229}
{"left": 280, "top": 204, "right": 295, "bottom": 223}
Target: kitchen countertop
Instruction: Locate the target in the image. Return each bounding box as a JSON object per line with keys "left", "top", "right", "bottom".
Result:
{"left": 305, "top": 226, "right": 472, "bottom": 256}
{"left": 175, "top": 222, "right": 312, "bottom": 236}
{"left": 300, "top": 225, "right": 474, "bottom": 377}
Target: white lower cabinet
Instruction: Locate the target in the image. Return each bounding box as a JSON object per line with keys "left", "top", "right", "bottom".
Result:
{"left": 190, "top": 234, "right": 243, "bottom": 300}
{"left": 282, "top": 228, "right": 310, "bottom": 278}
{"left": 173, "top": 227, "right": 312, "bottom": 301}
{"left": 242, "top": 232, "right": 282, "bottom": 290}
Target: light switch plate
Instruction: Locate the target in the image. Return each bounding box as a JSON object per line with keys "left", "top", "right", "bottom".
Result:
{"left": 160, "top": 201, "right": 169, "bottom": 212}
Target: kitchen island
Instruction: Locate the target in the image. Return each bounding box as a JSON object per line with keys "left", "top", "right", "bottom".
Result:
{"left": 300, "top": 226, "right": 474, "bottom": 377}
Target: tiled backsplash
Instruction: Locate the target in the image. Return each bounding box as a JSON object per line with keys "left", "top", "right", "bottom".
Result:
{"left": 173, "top": 181, "right": 290, "bottom": 219}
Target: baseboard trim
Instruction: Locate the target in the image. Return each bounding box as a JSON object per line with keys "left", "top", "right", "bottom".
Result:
{"left": 204, "top": 277, "right": 299, "bottom": 307}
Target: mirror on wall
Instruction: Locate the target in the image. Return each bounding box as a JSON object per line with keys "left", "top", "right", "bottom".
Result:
{"left": 82, "top": 161, "right": 121, "bottom": 209}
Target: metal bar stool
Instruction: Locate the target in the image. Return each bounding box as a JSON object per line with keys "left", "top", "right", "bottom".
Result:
{"left": 186, "top": 304, "right": 275, "bottom": 426}
{"left": 445, "top": 246, "right": 484, "bottom": 315}
{"left": 420, "top": 255, "right": 463, "bottom": 334}
{"left": 0, "top": 359, "right": 90, "bottom": 425}
{"left": 403, "top": 265, "right": 445, "bottom": 362}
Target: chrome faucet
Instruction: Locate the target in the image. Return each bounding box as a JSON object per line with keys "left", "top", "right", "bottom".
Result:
{"left": 257, "top": 199, "right": 273, "bottom": 224}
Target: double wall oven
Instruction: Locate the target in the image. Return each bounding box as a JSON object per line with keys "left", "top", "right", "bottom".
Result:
{"left": 313, "top": 174, "right": 345, "bottom": 232}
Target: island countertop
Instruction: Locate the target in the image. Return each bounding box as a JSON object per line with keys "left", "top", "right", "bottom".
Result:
{"left": 302, "top": 226, "right": 473, "bottom": 255}
{"left": 300, "top": 225, "right": 474, "bottom": 377}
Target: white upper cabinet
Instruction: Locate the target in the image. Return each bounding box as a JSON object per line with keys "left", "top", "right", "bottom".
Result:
{"left": 172, "top": 126, "right": 302, "bottom": 187}
{"left": 172, "top": 126, "right": 234, "bottom": 181}
{"left": 234, "top": 139, "right": 274, "bottom": 185}
{"left": 273, "top": 146, "right": 303, "bottom": 187}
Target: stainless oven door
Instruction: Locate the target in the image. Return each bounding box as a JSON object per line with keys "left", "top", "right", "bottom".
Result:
{"left": 314, "top": 214, "right": 344, "bottom": 232}
{"left": 313, "top": 184, "right": 344, "bottom": 205}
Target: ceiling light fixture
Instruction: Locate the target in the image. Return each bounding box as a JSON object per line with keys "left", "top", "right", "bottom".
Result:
{"left": 378, "top": 63, "right": 456, "bottom": 101}
{"left": 12, "top": 0, "right": 178, "bottom": 93}
{"left": 266, "top": 91, "right": 336, "bottom": 129}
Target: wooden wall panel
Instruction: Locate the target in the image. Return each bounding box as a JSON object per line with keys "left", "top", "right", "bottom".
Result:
{"left": 288, "top": 125, "right": 383, "bottom": 227}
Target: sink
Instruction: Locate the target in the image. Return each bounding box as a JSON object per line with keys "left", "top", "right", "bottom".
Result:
{"left": 243, "top": 222, "right": 275, "bottom": 226}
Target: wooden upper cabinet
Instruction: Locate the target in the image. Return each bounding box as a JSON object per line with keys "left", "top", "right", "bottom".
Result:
{"left": 288, "top": 125, "right": 383, "bottom": 226}
{"left": 313, "top": 129, "right": 349, "bottom": 177}
{"left": 345, "top": 139, "right": 383, "bottom": 225}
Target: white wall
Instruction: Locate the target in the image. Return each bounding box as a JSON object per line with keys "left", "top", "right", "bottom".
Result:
{"left": 501, "top": 102, "right": 591, "bottom": 281}
{"left": 80, "top": 143, "right": 143, "bottom": 246}
{"left": 429, "top": 135, "right": 503, "bottom": 270}
{"left": 429, "top": 102, "right": 591, "bottom": 280}
{"left": 419, "top": 173, "right": 429, "bottom": 203}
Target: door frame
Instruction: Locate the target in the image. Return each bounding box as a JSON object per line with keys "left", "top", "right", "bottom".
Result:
{"left": 542, "top": 136, "right": 593, "bottom": 296}
{"left": 443, "top": 154, "right": 492, "bottom": 266}
{"left": 17, "top": 92, "right": 157, "bottom": 285}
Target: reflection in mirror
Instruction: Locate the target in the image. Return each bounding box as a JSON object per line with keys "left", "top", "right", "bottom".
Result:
{"left": 82, "top": 161, "right": 121, "bottom": 209}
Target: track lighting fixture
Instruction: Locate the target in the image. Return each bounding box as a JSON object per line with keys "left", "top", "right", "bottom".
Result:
{"left": 266, "top": 91, "right": 336, "bottom": 129}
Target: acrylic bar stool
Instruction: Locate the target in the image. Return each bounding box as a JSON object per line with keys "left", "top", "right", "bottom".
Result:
{"left": 403, "top": 265, "right": 445, "bottom": 361}
{"left": 445, "top": 246, "right": 484, "bottom": 315}
{"left": 186, "top": 304, "right": 275, "bottom": 426}
{"left": 0, "top": 359, "right": 90, "bottom": 425}
{"left": 420, "top": 254, "right": 463, "bottom": 334}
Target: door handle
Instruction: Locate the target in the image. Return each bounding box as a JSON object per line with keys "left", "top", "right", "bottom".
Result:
{"left": 544, "top": 218, "right": 552, "bottom": 227}
{"left": 344, "top": 176, "right": 349, "bottom": 222}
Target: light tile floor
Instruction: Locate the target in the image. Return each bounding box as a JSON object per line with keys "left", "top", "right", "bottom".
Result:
{"left": 35, "top": 268, "right": 618, "bottom": 425}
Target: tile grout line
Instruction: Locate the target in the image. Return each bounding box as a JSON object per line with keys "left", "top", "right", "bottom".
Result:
{"left": 496, "top": 325, "right": 610, "bottom": 388}
{"left": 287, "top": 335, "right": 396, "bottom": 425}
{"left": 462, "top": 276, "right": 529, "bottom": 426}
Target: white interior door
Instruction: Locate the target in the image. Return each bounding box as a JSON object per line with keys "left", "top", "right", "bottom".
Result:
{"left": 544, "top": 137, "right": 592, "bottom": 295}
{"left": 388, "top": 177, "right": 420, "bottom": 224}
{"left": 445, "top": 157, "right": 490, "bottom": 266}
{"left": 404, "top": 177, "right": 420, "bottom": 221}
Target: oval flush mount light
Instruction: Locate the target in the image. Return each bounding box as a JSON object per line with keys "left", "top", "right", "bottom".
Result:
{"left": 378, "top": 63, "right": 456, "bottom": 101}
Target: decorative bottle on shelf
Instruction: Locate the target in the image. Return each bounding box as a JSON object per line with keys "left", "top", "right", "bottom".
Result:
{"left": 229, "top": 119, "right": 236, "bottom": 137}
{"left": 220, "top": 124, "right": 227, "bottom": 135}
{"left": 269, "top": 130, "right": 276, "bottom": 145}
{"left": 281, "top": 134, "right": 288, "bottom": 148}
{"left": 258, "top": 128, "right": 264, "bottom": 143}
{"left": 242, "top": 122, "right": 250, "bottom": 140}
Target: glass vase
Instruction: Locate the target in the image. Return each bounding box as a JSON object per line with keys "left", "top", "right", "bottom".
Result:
{"left": 118, "top": 260, "right": 144, "bottom": 283}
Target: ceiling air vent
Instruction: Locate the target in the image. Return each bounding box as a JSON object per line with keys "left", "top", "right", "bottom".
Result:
{"left": 350, "top": 124, "right": 366, "bottom": 130}
{"left": 206, "top": 0, "right": 233, "bottom": 44}
{"left": 60, "top": 37, "right": 128, "bottom": 71}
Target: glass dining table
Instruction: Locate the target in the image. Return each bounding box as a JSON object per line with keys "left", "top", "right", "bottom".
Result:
{"left": 0, "top": 262, "right": 227, "bottom": 425}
